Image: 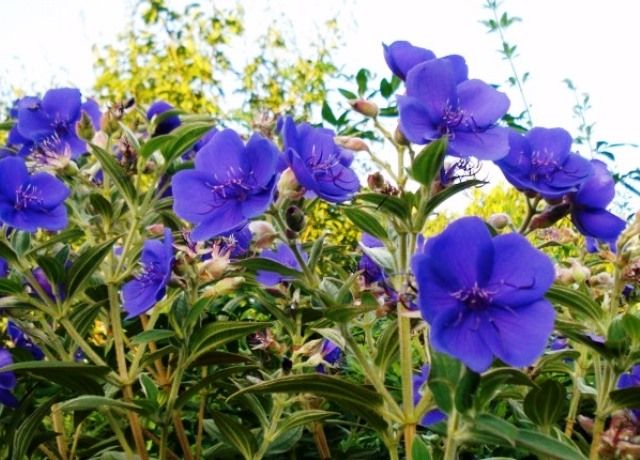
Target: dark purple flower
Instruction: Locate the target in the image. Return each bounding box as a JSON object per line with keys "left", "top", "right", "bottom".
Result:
{"left": 397, "top": 58, "right": 510, "bottom": 160}
{"left": 172, "top": 129, "right": 279, "bottom": 241}
{"left": 122, "top": 229, "right": 173, "bottom": 318}
{"left": 30, "top": 267, "right": 56, "bottom": 300}
{"left": 218, "top": 225, "right": 252, "bottom": 258}
{"left": 256, "top": 243, "right": 306, "bottom": 287}
{"left": 282, "top": 116, "right": 360, "bottom": 203}
{"left": 618, "top": 365, "right": 640, "bottom": 419}
{"left": 359, "top": 233, "right": 386, "bottom": 284}
{"left": 413, "top": 365, "right": 447, "bottom": 426}
{"left": 10, "top": 88, "right": 100, "bottom": 160}
{"left": 570, "top": 160, "right": 625, "bottom": 250}
{"left": 549, "top": 335, "right": 569, "bottom": 351}
{"left": 0, "top": 258, "right": 7, "bottom": 278}
{"left": 7, "top": 321, "right": 44, "bottom": 360}
{"left": 412, "top": 217, "right": 555, "bottom": 372}
{"left": 147, "top": 100, "right": 181, "bottom": 136}
{"left": 497, "top": 128, "right": 593, "bottom": 199}
{"left": 0, "top": 348, "right": 18, "bottom": 408}
{"left": 383, "top": 41, "right": 468, "bottom": 83}
{"left": 0, "top": 156, "right": 69, "bottom": 232}
{"left": 315, "top": 339, "right": 342, "bottom": 373}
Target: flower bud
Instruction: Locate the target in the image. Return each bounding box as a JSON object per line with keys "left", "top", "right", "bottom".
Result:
{"left": 349, "top": 99, "right": 378, "bottom": 118}
{"left": 76, "top": 110, "right": 96, "bottom": 142}
{"left": 569, "top": 259, "right": 591, "bottom": 283}
{"left": 198, "top": 256, "right": 230, "bottom": 282}
{"left": 277, "top": 168, "right": 303, "bottom": 200}
{"left": 334, "top": 136, "right": 370, "bottom": 152}
{"left": 394, "top": 126, "right": 410, "bottom": 146}
{"left": 555, "top": 266, "right": 574, "bottom": 285}
{"left": 249, "top": 221, "right": 277, "bottom": 249}
{"left": 488, "top": 213, "right": 511, "bottom": 230}
{"left": 202, "top": 276, "right": 245, "bottom": 297}
{"left": 589, "top": 272, "right": 614, "bottom": 288}
{"left": 529, "top": 203, "right": 571, "bottom": 230}
{"left": 100, "top": 109, "right": 120, "bottom": 135}
{"left": 285, "top": 206, "right": 306, "bottom": 233}
{"left": 91, "top": 131, "right": 109, "bottom": 149}
{"left": 146, "top": 223, "right": 166, "bottom": 236}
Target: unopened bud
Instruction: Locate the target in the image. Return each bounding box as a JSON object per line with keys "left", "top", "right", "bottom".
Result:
{"left": 202, "top": 276, "right": 245, "bottom": 297}
{"left": 335, "top": 136, "right": 370, "bottom": 152}
{"left": 555, "top": 267, "right": 574, "bottom": 285}
{"left": 249, "top": 221, "right": 277, "bottom": 249}
{"left": 100, "top": 109, "right": 120, "bottom": 135}
{"left": 285, "top": 206, "right": 306, "bottom": 233}
{"left": 349, "top": 99, "right": 378, "bottom": 118}
{"left": 91, "top": 131, "right": 109, "bottom": 149}
{"left": 529, "top": 203, "right": 571, "bottom": 230}
{"left": 367, "top": 172, "right": 385, "bottom": 190}
{"left": 488, "top": 213, "right": 511, "bottom": 230}
{"left": 569, "top": 259, "right": 591, "bottom": 283}
{"left": 198, "top": 256, "right": 230, "bottom": 282}
{"left": 76, "top": 111, "right": 96, "bottom": 142}
{"left": 277, "top": 168, "right": 303, "bottom": 200}
{"left": 146, "top": 223, "right": 166, "bottom": 236}
{"left": 394, "top": 126, "right": 410, "bottom": 146}
{"left": 589, "top": 272, "right": 614, "bottom": 288}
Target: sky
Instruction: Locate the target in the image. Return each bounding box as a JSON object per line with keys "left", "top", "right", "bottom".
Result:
{"left": 1, "top": 0, "right": 638, "bottom": 202}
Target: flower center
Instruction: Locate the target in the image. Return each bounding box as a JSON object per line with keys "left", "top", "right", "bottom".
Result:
{"left": 439, "top": 103, "right": 465, "bottom": 136}
{"left": 451, "top": 283, "right": 493, "bottom": 309}
{"left": 138, "top": 262, "right": 164, "bottom": 286}
{"left": 15, "top": 184, "right": 43, "bottom": 210}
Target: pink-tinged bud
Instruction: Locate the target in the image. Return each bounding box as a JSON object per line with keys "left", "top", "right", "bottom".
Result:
{"left": 569, "top": 259, "right": 591, "bottom": 283}
{"left": 203, "top": 276, "right": 245, "bottom": 297}
{"left": 146, "top": 223, "right": 166, "bottom": 236}
{"left": 198, "top": 257, "right": 230, "bottom": 282}
{"left": 555, "top": 267, "right": 574, "bottom": 285}
{"left": 529, "top": 203, "right": 571, "bottom": 230}
{"left": 349, "top": 99, "right": 378, "bottom": 118}
{"left": 335, "top": 136, "right": 370, "bottom": 152}
{"left": 367, "top": 172, "right": 385, "bottom": 190}
{"left": 91, "top": 131, "right": 109, "bottom": 149}
{"left": 488, "top": 213, "right": 511, "bottom": 230}
{"left": 394, "top": 126, "right": 410, "bottom": 146}
{"left": 589, "top": 272, "right": 614, "bottom": 288}
{"left": 249, "top": 221, "right": 277, "bottom": 249}
{"left": 277, "top": 168, "right": 304, "bottom": 200}
{"left": 100, "top": 110, "right": 120, "bottom": 135}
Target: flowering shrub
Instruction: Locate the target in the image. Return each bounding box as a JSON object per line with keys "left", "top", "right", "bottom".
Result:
{"left": 0, "top": 10, "right": 639, "bottom": 460}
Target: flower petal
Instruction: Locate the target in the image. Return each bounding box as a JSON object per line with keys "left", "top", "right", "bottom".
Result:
{"left": 572, "top": 207, "right": 626, "bottom": 241}
{"left": 0, "top": 157, "right": 28, "bottom": 201}
{"left": 405, "top": 59, "right": 458, "bottom": 120}
{"left": 575, "top": 160, "right": 615, "bottom": 208}
{"left": 448, "top": 126, "right": 511, "bottom": 160}
{"left": 195, "top": 129, "right": 247, "bottom": 179}
{"left": 397, "top": 95, "right": 440, "bottom": 144}
{"left": 190, "top": 202, "right": 245, "bottom": 241}
{"left": 383, "top": 41, "right": 436, "bottom": 80}
{"left": 245, "top": 133, "right": 279, "bottom": 187}
{"left": 457, "top": 79, "right": 510, "bottom": 127}
{"left": 42, "top": 88, "right": 82, "bottom": 123}
{"left": 17, "top": 97, "right": 52, "bottom": 139}
{"left": 172, "top": 170, "right": 218, "bottom": 223}
{"left": 412, "top": 253, "right": 463, "bottom": 323}
{"left": 28, "top": 173, "right": 70, "bottom": 208}
{"left": 526, "top": 127, "right": 572, "bottom": 162}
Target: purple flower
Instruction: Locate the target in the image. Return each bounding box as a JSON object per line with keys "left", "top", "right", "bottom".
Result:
{"left": 315, "top": 339, "right": 342, "bottom": 373}
{"left": 30, "top": 267, "right": 56, "bottom": 300}
{"left": 497, "top": 128, "right": 593, "bottom": 199}
{"left": 0, "top": 258, "right": 7, "bottom": 278}
{"left": 282, "top": 116, "right": 360, "bottom": 203}
{"left": 0, "top": 157, "right": 69, "bottom": 232}
{"left": 0, "top": 348, "right": 18, "bottom": 408}
{"left": 147, "top": 100, "right": 181, "bottom": 136}
{"left": 172, "top": 129, "right": 279, "bottom": 241}
{"left": 256, "top": 243, "right": 306, "bottom": 287}
{"left": 122, "top": 229, "right": 173, "bottom": 318}
{"left": 412, "top": 217, "right": 555, "bottom": 372}
{"left": 618, "top": 365, "right": 640, "bottom": 419}
{"left": 413, "top": 365, "right": 447, "bottom": 426}
{"left": 7, "top": 321, "right": 44, "bottom": 360}
{"left": 359, "top": 233, "right": 386, "bottom": 284}
{"left": 383, "top": 41, "right": 468, "bottom": 83}
{"left": 570, "top": 160, "right": 625, "bottom": 250}
{"left": 219, "top": 225, "right": 252, "bottom": 258}
{"left": 10, "top": 88, "right": 100, "bottom": 160}
{"left": 397, "top": 58, "right": 511, "bottom": 160}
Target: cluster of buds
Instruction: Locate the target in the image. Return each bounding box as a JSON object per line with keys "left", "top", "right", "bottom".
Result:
{"left": 556, "top": 259, "right": 591, "bottom": 285}
{"left": 579, "top": 411, "right": 640, "bottom": 459}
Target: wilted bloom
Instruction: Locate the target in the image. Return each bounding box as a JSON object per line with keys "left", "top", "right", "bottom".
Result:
{"left": 7, "top": 321, "right": 44, "bottom": 360}
{"left": 383, "top": 41, "right": 468, "bottom": 83}
{"left": 282, "top": 116, "right": 360, "bottom": 202}
{"left": 315, "top": 339, "right": 342, "bottom": 373}
{"left": 0, "top": 348, "right": 18, "bottom": 408}
{"left": 570, "top": 160, "right": 625, "bottom": 250}
{"left": 497, "top": 128, "right": 592, "bottom": 199}
{"left": 172, "top": 129, "right": 279, "bottom": 241}
{"left": 413, "top": 365, "right": 447, "bottom": 426}
{"left": 256, "top": 243, "right": 306, "bottom": 287}
{"left": 122, "top": 229, "right": 173, "bottom": 318}
{"left": 147, "top": 100, "right": 181, "bottom": 136}
{"left": 412, "top": 217, "right": 555, "bottom": 372}
{"left": 0, "top": 156, "right": 69, "bottom": 232}
{"left": 10, "top": 88, "right": 100, "bottom": 160}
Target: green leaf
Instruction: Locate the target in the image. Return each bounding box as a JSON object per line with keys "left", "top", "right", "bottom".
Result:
{"left": 0, "top": 240, "right": 18, "bottom": 264}
{"left": 374, "top": 320, "right": 399, "bottom": 372}
{"left": 338, "top": 88, "right": 357, "bottom": 100}
{"left": 175, "top": 365, "right": 258, "bottom": 410}
{"left": 235, "top": 258, "right": 303, "bottom": 278}
{"left": 621, "top": 313, "right": 640, "bottom": 343}
{"left": 357, "top": 192, "right": 410, "bottom": 219}
{"left": 229, "top": 374, "right": 385, "bottom": 430}
{"left": 356, "top": 68, "right": 370, "bottom": 96}
{"left": 523, "top": 380, "right": 566, "bottom": 428}
{"left": 342, "top": 207, "right": 388, "bottom": 241}
{"left": 163, "top": 122, "right": 214, "bottom": 163}
{"left": 1, "top": 361, "right": 110, "bottom": 395}
{"left": 421, "top": 179, "right": 486, "bottom": 218}
{"left": 275, "top": 410, "right": 336, "bottom": 436}
{"left": 475, "top": 367, "right": 535, "bottom": 410}
{"left": 35, "top": 255, "right": 66, "bottom": 288}
{"left": 471, "top": 413, "right": 518, "bottom": 446}
{"left": 11, "top": 394, "right": 59, "bottom": 460}
{"left": 57, "top": 396, "right": 142, "bottom": 413}
{"left": 411, "top": 138, "right": 447, "bottom": 186}
{"left": 454, "top": 367, "right": 480, "bottom": 413}
{"left": 66, "top": 239, "right": 115, "bottom": 298}
{"left": 322, "top": 101, "right": 337, "bottom": 125}
{"left": 211, "top": 411, "right": 257, "bottom": 460}
{"left": 411, "top": 436, "right": 432, "bottom": 460}
{"left": 90, "top": 144, "right": 137, "bottom": 207}
{"left": 427, "top": 351, "right": 463, "bottom": 413}
{"left": 188, "top": 321, "right": 267, "bottom": 365}
{"left": 545, "top": 285, "right": 603, "bottom": 324}
{"left": 131, "top": 329, "right": 176, "bottom": 345}
{"left": 610, "top": 387, "right": 640, "bottom": 409}
{"left": 24, "top": 228, "right": 84, "bottom": 256}
{"left": 515, "top": 429, "right": 586, "bottom": 460}
{"left": 139, "top": 134, "right": 174, "bottom": 158}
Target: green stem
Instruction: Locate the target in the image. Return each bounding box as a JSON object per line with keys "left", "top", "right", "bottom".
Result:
{"left": 443, "top": 409, "right": 460, "bottom": 460}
